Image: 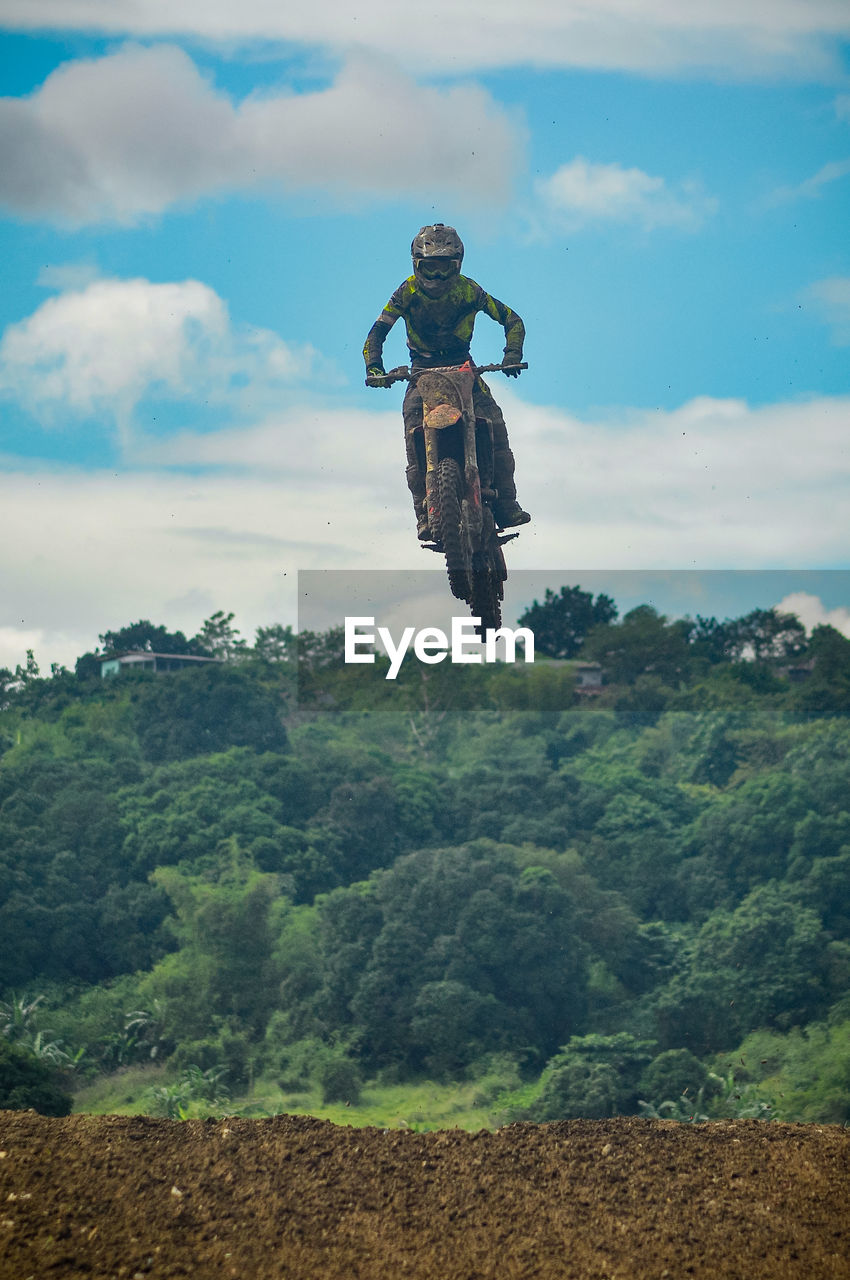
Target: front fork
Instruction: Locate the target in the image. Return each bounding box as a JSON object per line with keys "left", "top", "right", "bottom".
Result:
{"left": 423, "top": 414, "right": 485, "bottom": 544}
{"left": 424, "top": 426, "right": 440, "bottom": 534}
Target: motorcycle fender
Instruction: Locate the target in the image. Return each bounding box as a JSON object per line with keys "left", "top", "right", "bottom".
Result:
{"left": 417, "top": 370, "right": 468, "bottom": 429}
{"left": 423, "top": 403, "right": 463, "bottom": 429}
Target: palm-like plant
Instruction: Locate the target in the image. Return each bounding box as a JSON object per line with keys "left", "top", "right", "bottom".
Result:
{"left": 0, "top": 993, "right": 45, "bottom": 1041}
{"left": 0, "top": 993, "right": 76, "bottom": 1068}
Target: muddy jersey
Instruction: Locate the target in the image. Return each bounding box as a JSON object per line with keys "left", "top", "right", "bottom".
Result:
{"left": 363, "top": 274, "right": 525, "bottom": 368}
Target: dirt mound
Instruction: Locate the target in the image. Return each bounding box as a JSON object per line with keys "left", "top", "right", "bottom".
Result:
{"left": 1, "top": 1111, "right": 848, "bottom": 1279}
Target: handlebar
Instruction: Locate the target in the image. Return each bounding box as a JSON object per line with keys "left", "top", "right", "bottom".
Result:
{"left": 366, "top": 361, "right": 528, "bottom": 387}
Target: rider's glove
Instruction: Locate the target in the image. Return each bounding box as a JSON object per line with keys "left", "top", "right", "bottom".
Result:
{"left": 503, "top": 352, "right": 523, "bottom": 378}
{"left": 366, "top": 364, "right": 391, "bottom": 388}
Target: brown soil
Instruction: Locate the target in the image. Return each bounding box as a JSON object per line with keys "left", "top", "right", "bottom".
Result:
{"left": 1, "top": 1112, "right": 848, "bottom": 1279}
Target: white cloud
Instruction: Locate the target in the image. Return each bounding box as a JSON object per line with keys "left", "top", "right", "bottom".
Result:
{"left": 2, "top": 390, "right": 848, "bottom": 670}
{"left": 776, "top": 591, "right": 850, "bottom": 637}
{"left": 0, "top": 275, "right": 322, "bottom": 444}
{"left": 1, "top": 277, "right": 224, "bottom": 416}
{"left": 1, "top": 0, "right": 849, "bottom": 78}
{"left": 36, "top": 260, "right": 102, "bottom": 291}
{"left": 533, "top": 158, "right": 717, "bottom": 233}
{"left": 0, "top": 445, "right": 405, "bottom": 672}
{"left": 506, "top": 391, "right": 850, "bottom": 569}
{"left": 138, "top": 404, "right": 399, "bottom": 481}
{"left": 0, "top": 626, "right": 52, "bottom": 674}
{"left": 769, "top": 157, "right": 850, "bottom": 204}
{"left": 0, "top": 43, "right": 521, "bottom": 224}
{"left": 804, "top": 276, "right": 850, "bottom": 345}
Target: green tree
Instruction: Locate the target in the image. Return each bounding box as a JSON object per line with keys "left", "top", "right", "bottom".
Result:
{"left": 682, "top": 770, "right": 807, "bottom": 900}
{"left": 638, "top": 1048, "right": 715, "bottom": 1106}
{"left": 317, "top": 776, "right": 404, "bottom": 883}
{"left": 584, "top": 788, "right": 684, "bottom": 917}
{"left": 0, "top": 743, "right": 162, "bottom": 987}
{"left": 795, "top": 625, "right": 850, "bottom": 715}
{"left": 318, "top": 843, "right": 589, "bottom": 1073}
{"left": 98, "top": 620, "right": 205, "bottom": 656}
{"left": 15, "top": 650, "right": 41, "bottom": 683}
{"left": 798, "top": 849, "right": 850, "bottom": 939}
{"left": 317, "top": 1047, "right": 363, "bottom": 1104}
{"left": 133, "top": 664, "right": 288, "bottom": 761}
{"left": 409, "top": 980, "right": 506, "bottom": 1076}
{"left": 254, "top": 624, "right": 296, "bottom": 663}
{"left": 653, "top": 883, "right": 835, "bottom": 1053}
{"left": 687, "top": 615, "right": 736, "bottom": 665}
{"left": 295, "top": 627, "right": 346, "bottom": 671}
{"left": 688, "top": 711, "right": 742, "bottom": 786}
{"left": 613, "top": 674, "right": 673, "bottom": 727}
{"left": 0, "top": 666, "right": 18, "bottom": 711}
{"left": 724, "top": 608, "right": 807, "bottom": 663}
{"left": 685, "top": 609, "right": 804, "bottom": 667}
{"left": 193, "top": 611, "right": 248, "bottom": 661}
{"left": 516, "top": 585, "right": 618, "bottom": 660}
{"left": 528, "top": 1033, "right": 656, "bottom": 1120}
{"left": 582, "top": 605, "right": 693, "bottom": 686}
{"left": 142, "top": 856, "right": 286, "bottom": 1041}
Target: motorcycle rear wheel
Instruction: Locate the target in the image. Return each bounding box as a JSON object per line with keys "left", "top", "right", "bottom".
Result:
{"left": 433, "top": 457, "right": 471, "bottom": 601}
{"left": 470, "top": 535, "right": 505, "bottom": 633}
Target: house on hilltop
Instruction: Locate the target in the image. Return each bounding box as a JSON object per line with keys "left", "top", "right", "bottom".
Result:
{"left": 100, "top": 652, "right": 220, "bottom": 678}
{"left": 573, "top": 661, "right": 603, "bottom": 694}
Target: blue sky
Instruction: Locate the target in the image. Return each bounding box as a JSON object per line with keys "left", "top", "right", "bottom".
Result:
{"left": 1, "top": 2, "right": 849, "bottom": 669}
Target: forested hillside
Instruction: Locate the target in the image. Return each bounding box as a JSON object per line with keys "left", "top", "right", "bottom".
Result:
{"left": 2, "top": 594, "right": 850, "bottom": 1126}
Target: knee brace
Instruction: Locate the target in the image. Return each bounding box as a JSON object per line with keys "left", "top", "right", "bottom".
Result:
{"left": 493, "top": 447, "right": 517, "bottom": 500}
{"left": 406, "top": 462, "right": 425, "bottom": 500}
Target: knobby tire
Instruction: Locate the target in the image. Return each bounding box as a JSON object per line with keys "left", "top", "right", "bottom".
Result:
{"left": 470, "top": 535, "right": 504, "bottom": 634}
{"left": 433, "top": 458, "right": 470, "bottom": 601}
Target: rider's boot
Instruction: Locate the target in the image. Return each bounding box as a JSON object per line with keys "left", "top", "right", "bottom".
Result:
{"left": 494, "top": 498, "right": 532, "bottom": 529}
{"left": 492, "top": 446, "right": 531, "bottom": 528}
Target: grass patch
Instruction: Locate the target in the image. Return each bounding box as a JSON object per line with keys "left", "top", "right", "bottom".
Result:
{"left": 240, "top": 1074, "right": 504, "bottom": 1129}
{"left": 73, "top": 1068, "right": 521, "bottom": 1130}
{"left": 73, "top": 1063, "right": 169, "bottom": 1115}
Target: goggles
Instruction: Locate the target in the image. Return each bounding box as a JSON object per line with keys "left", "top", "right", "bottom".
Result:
{"left": 416, "top": 258, "right": 460, "bottom": 280}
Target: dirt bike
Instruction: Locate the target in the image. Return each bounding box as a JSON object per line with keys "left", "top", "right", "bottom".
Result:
{"left": 366, "top": 359, "right": 527, "bottom": 632}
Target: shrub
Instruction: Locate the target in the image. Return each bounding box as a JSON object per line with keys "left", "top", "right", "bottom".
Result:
{"left": 0, "top": 1040, "right": 72, "bottom": 1116}
{"left": 318, "top": 1051, "right": 362, "bottom": 1105}
{"left": 638, "top": 1048, "right": 715, "bottom": 1105}
{"left": 145, "top": 1065, "right": 230, "bottom": 1119}
{"left": 524, "top": 1034, "right": 655, "bottom": 1121}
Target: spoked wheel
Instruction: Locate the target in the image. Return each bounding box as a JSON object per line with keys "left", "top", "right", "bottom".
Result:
{"left": 470, "top": 568, "right": 502, "bottom": 633}
{"left": 470, "top": 528, "right": 506, "bottom": 634}
{"left": 432, "top": 457, "right": 471, "bottom": 601}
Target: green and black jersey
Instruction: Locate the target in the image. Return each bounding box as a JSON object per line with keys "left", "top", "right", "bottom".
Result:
{"left": 363, "top": 274, "right": 525, "bottom": 369}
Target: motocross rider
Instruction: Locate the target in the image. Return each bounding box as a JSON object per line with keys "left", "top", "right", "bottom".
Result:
{"left": 363, "top": 224, "right": 531, "bottom": 541}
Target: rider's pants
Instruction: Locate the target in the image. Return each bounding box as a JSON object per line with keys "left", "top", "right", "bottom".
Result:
{"left": 402, "top": 376, "right": 518, "bottom": 522}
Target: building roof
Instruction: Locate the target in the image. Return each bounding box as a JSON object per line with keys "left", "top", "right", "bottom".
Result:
{"left": 102, "top": 651, "right": 219, "bottom": 663}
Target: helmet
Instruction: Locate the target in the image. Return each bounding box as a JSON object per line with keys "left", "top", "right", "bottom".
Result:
{"left": 411, "top": 223, "right": 464, "bottom": 297}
